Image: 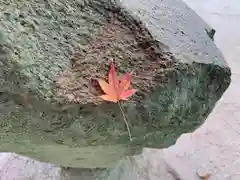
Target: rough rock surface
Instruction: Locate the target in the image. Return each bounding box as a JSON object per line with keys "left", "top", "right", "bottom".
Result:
{"left": 0, "top": 0, "right": 230, "bottom": 169}
{"left": 0, "top": 1, "right": 239, "bottom": 179}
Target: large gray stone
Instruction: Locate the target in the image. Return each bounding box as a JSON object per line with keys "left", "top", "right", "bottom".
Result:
{"left": 0, "top": 0, "right": 230, "bottom": 169}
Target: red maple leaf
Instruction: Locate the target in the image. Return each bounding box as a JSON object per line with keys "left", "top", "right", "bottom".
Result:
{"left": 97, "top": 62, "right": 137, "bottom": 103}
{"left": 198, "top": 173, "right": 211, "bottom": 180}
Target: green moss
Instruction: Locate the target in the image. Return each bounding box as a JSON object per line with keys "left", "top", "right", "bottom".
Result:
{"left": 0, "top": 0, "right": 107, "bottom": 98}
{"left": 0, "top": 61, "right": 230, "bottom": 168}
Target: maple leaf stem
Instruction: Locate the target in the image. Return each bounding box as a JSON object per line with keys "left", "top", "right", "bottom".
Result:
{"left": 117, "top": 102, "right": 132, "bottom": 141}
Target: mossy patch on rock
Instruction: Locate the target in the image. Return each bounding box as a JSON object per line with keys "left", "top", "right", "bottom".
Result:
{"left": 55, "top": 17, "right": 173, "bottom": 105}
